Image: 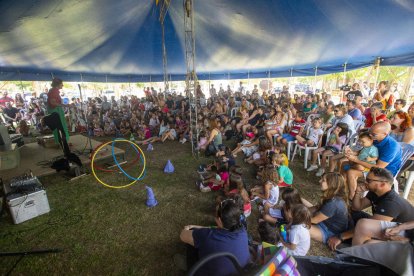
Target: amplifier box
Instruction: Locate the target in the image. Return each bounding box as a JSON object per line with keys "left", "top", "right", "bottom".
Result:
{"left": 7, "top": 189, "right": 50, "bottom": 224}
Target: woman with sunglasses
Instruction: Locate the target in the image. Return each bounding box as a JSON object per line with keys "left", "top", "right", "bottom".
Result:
{"left": 326, "top": 104, "right": 355, "bottom": 135}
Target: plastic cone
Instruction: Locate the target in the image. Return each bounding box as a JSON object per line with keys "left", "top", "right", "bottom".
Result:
{"left": 164, "top": 159, "right": 175, "bottom": 173}
{"left": 145, "top": 186, "right": 158, "bottom": 207}
{"left": 147, "top": 143, "right": 153, "bottom": 151}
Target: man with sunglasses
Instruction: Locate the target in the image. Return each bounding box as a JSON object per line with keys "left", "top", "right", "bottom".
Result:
{"left": 178, "top": 199, "right": 249, "bottom": 275}
{"left": 328, "top": 167, "right": 414, "bottom": 250}
{"left": 351, "top": 167, "right": 414, "bottom": 246}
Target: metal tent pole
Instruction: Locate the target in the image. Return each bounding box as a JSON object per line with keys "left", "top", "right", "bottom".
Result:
{"left": 159, "top": 0, "right": 171, "bottom": 92}
{"left": 341, "top": 62, "right": 348, "bottom": 103}
{"left": 184, "top": 0, "right": 199, "bottom": 157}
{"left": 374, "top": 57, "right": 382, "bottom": 87}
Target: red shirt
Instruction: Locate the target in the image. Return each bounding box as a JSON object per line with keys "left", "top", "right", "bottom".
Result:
{"left": 289, "top": 119, "right": 306, "bottom": 136}
{"left": 162, "top": 106, "right": 169, "bottom": 113}
{"left": 0, "top": 96, "right": 14, "bottom": 107}
{"left": 365, "top": 113, "right": 388, "bottom": 128}
{"left": 47, "top": 88, "right": 62, "bottom": 109}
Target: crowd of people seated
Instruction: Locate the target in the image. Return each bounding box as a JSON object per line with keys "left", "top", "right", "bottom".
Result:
{"left": 1, "top": 81, "right": 414, "bottom": 274}
{"left": 176, "top": 82, "right": 414, "bottom": 274}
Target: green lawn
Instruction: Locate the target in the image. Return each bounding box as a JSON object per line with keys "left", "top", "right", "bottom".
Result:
{"left": 1, "top": 139, "right": 338, "bottom": 275}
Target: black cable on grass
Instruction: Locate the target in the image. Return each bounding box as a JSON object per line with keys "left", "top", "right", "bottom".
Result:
{"left": 0, "top": 212, "right": 82, "bottom": 275}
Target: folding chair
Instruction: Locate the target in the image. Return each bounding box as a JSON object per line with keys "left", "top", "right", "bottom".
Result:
{"left": 315, "top": 128, "right": 352, "bottom": 167}
{"left": 291, "top": 127, "right": 323, "bottom": 169}
{"left": 394, "top": 143, "right": 414, "bottom": 195}
{"left": 403, "top": 169, "right": 414, "bottom": 199}
{"left": 187, "top": 252, "right": 244, "bottom": 276}
{"left": 231, "top": 107, "right": 238, "bottom": 118}
{"left": 353, "top": 120, "right": 365, "bottom": 132}
{"left": 306, "top": 114, "right": 319, "bottom": 125}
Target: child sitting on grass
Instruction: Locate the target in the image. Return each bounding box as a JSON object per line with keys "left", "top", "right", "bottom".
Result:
{"left": 93, "top": 123, "right": 104, "bottom": 137}
{"left": 273, "top": 145, "right": 289, "bottom": 166}
{"left": 231, "top": 131, "right": 257, "bottom": 158}
{"left": 263, "top": 187, "right": 302, "bottom": 225}
{"left": 197, "top": 166, "right": 229, "bottom": 192}
{"left": 196, "top": 131, "right": 208, "bottom": 151}
{"left": 273, "top": 154, "right": 293, "bottom": 187}
{"left": 277, "top": 204, "right": 311, "bottom": 257}
{"left": 225, "top": 176, "right": 252, "bottom": 217}
{"left": 250, "top": 178, "right": 280, "bottom": 215}
{"left": 245, "top": 136, "right": 272, "bottom": 165}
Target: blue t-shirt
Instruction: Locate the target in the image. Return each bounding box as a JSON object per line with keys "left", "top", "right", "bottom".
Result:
{"left": 319, "top": 197, "right": 349, "bottom": 234}
{"left": 358, "top": 145, "right": 379, "bottom": 164}
{"left": 348, "top": 108, "right": 363, "bottom": 121}
{"left": 373, "top": 135, "right": 402, "bottom": 176}
{"left": 193, "top": 228, "right": 250, "bottom": 276}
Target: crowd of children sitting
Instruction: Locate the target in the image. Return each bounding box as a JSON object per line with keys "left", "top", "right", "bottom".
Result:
{"left": 178, "top": 82, "right": 414, "bottom": 274}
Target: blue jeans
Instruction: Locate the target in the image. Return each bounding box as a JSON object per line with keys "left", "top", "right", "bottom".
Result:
{"left": 317, "top": 222, "right": 336, "bottom": 244}
{"left": 282, "top": 134, "right": 296, "bottom": 142}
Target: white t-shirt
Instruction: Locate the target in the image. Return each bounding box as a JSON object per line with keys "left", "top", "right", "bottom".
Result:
{"left": 307, "top": 127, "right": 324, "bottom": 145}
{"left": 287, "top": 224, "right": 310, "bottom": 256}
{"left": 264, "top": 185, "right": 279, "bottom": 206}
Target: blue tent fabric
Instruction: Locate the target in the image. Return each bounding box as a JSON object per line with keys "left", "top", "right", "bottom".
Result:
{"left": 0, "top": 0, "right": 414, "bottom": 82}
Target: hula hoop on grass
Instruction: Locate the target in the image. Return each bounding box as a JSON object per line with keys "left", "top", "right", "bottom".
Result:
{"left": 91, "top": 139, "right": 146, "bottom": 189}
{"left": 111, "top": 139, "right": 146, "bottom": 181}
{"left": 90, "top": 142, "right": 141, "bottom": 173}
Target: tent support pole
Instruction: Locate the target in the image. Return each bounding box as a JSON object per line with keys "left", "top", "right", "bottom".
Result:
{"left": 159, "top": 0, "right": 171, "bottom": 92}
{"left": 374, "top": 57, "right": 381, "bottom": 88}
{"left": 247, "top": 71, "right": 250, "bottom": 90}
{"left": 184, "top": 0, "right": 199, "bottom": 157}
{"left": 401, "top": 67, "right": 414, "bottom": 101}
{"left": 208, "top": 73, "right": 211, "bottom": 97}
{"left": 267, "top": 71, "right": 271, "bottom": 92}
{"left": 341, "top": 63, "right": 348, "bottom": 103}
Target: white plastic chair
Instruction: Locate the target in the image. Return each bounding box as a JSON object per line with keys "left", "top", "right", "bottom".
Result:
{"left": 291, "top": 127, "right": 323, "bottom": 168}
{"left": 230, "top": 107, "right": 238, "bottom": 118}
{"left": 315, "top": 128, "right": 352, "bottom": 167}
{"left": 403, "top": 171, "right": 414, "bottom": 199}
{"left": 306, "top": 114, "right": 320, "bottom": 126}
{"left": 353, "top": 120, "right": 365, "bottom": 132}
{"left": 394, "top": 143, "right": 414, "bottom": 195}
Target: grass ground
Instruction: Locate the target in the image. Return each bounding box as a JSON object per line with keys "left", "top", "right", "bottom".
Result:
{"left": 1, "top": 138, "right": 412, "bottom": 275}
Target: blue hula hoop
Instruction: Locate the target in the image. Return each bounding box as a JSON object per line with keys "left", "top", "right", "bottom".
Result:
{"left": 111, "top": 139, "right": 146, "bottom": 181}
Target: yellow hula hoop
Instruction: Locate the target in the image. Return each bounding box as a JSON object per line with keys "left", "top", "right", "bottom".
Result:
{"left": 91, "top": 139, "right": 146, "bottom": 189}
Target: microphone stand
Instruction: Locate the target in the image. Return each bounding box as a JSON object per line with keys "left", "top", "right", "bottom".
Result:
{"left": 78, "top": 84, "right": 93, "bottom": 155}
